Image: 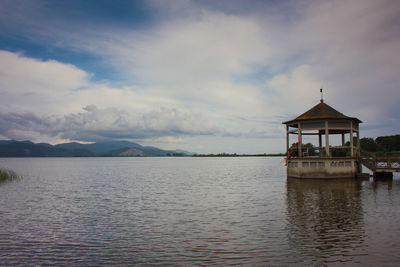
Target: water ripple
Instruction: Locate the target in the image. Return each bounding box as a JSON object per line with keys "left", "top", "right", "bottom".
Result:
{"left": 0, "top": 158, "right": 400, "bottom": 265}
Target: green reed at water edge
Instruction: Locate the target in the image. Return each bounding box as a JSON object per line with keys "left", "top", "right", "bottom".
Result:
{"left": 0, "top": 168, "right": 20, "bottom": 183}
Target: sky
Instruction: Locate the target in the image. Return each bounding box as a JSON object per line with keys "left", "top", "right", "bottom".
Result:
{"left": 0, "top": 0, "right": 399, "bottom": 154}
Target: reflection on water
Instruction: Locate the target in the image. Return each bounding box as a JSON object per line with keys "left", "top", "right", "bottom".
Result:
{"left": 286, "top": 179, "right": 366, "bottom": 265}
{"left": 372, "top": 178, "right": 393, "bottom": 191}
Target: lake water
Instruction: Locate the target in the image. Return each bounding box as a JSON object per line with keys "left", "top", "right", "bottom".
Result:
{"left": 1, "top": 157, "right": 400, "bottom": 266}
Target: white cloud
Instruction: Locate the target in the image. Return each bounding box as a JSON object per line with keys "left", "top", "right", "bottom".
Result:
{"left": 0, "top": 51, "right": 90, "bottom": 114}
{"left": 104, "top": 10, "right": 270, "bottom": 86}
{"left": 0, "top": 50, "right": 180, "bottom": 115}
{"left": 267, "top": 65, "right": 323, "bottom": 117}
{"left": 0, "top": 51, "right": 89, "bottom": 92}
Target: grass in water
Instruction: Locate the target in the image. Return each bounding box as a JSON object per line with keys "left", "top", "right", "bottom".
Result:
{"left": 0, "top": 168, "right": 20, "bottom": 183}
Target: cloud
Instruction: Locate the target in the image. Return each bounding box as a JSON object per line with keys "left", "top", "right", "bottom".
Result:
{"left": 0, "top": 50, "right": 89, "bottom": 92}
{"left": 285, "top": 0, "right": 400, "bottom": 118}
{"left": 0, "top": 49, "right": 275, "bottom": 136}
{"left": 259, "top": 0, "right": 400, "bottom": 130}
{"left": 266, "top": 65, "right": 323, "bottom": 117}
{"left": 0, "top": 106, "right": 218, "bottom": 143}
{"left": 0, "top": 50, "right": 181, "bottom": 115}
{"left": 0, "top": 50, "right": 91, "bottom": 114}
{"left": 141, "top": 107, "right": 217, "bottom": 135}
{"left": 1, "top": 0, "right": 400, "bottom": 153}
{"left": 103, "top": 10, "right": 270, "bottom": 87}
{"left": 96, "top": 0, "right": 400, "bottom": 128}
{"left": 0, "top": 50, "right": 273, "bottom": 143}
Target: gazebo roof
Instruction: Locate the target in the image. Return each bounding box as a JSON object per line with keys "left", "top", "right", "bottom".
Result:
{"left": 283, "top": 101, "right": 362, "bottom": 125}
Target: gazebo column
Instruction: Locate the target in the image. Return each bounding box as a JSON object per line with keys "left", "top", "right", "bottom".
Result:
{"left": 341, "top": 133, "right": 345, "bottom": 146}
{"left": 318, "top": 130, "right": 322, "bottom": 148}
{"left": 356, "top": 124, "right": 360, "bottom": 157}
{"left": 286, "top": 125, "right": 289, "bottom": 155}
{"left": 350, "top": 122, "right": 354, "bottom": 157}
{"left": 325, "top": 121, "right": 330, "bottom": 157}
{"left": 298, "top": 123, "right": 302, "bottom": 158}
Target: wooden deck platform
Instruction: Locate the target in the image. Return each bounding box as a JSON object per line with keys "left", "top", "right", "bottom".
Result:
{"left": 360, "top": 155, "right": 400, "bottom": 178}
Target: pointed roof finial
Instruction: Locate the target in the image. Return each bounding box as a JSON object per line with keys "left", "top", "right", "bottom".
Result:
{"left": 320, "top": 88, "right": 324, "bottom": 103}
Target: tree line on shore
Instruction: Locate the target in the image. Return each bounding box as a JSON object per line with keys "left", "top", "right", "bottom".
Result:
{"left": 287, "top": 134, "right": 399, "bottom": 157}
{"left": 360, "top": 134, "right": 400, "bottom": 155}
{"left": 193, "top": 153, "right": 285, "bottom": 157}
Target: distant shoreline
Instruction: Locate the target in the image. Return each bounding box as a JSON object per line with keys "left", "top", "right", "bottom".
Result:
{"left": 192, "top": 153, "right": 285, "bottom": 157}
{"left": 0, "top": 154, "right": 285, "bottom": 158}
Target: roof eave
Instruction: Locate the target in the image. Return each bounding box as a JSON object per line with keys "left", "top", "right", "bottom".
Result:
{"left": 283, "top": 117, "right": 362, "bottom": 125}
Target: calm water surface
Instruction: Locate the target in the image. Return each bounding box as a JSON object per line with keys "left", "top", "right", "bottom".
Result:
{"left": 0, "top": 157, "right": 400, "bottom": 266}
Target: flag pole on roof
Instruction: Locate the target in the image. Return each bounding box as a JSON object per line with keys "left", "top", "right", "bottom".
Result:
{"left": 320, "top": 88, "right": 323, "bottom": 103}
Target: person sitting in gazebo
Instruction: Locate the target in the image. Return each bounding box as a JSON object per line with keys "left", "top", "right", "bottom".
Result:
{"left": 286, "top": 142, "right": 299, "bottom": 162}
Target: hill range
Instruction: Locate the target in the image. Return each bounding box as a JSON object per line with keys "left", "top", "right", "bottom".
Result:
{"left": 0, "top": 140, "right": 194, "bottom": 157}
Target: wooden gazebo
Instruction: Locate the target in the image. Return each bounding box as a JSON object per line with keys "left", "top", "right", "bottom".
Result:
{"left": 283, "top": 98, "right": 362, "bottom": 179}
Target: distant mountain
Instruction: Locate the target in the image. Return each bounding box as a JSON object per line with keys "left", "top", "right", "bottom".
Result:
{"left": 55, "top": 141, "right": 175, "bottom": 156}
{"left": 0, "top": 140, "right": 14, "bottom": 145}
{"left": 0, "top": 140, "right": 95, "bottom": 157}
{"left": 119, "top": 148, "right": 144, "bottom": 156}
{"left": 55, "top": 141, "right": 143, "bottom": 155}
{"left": 0, "top": 140, "right": 194, "bottom": 157}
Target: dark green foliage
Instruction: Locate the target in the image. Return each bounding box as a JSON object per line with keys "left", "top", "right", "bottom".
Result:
{"left": 360, "top": 137, "right": 379, "bottom": 152}
{"left": 376, "top": 135, "right": 400, "bottom": 152}
{"left": 193, "top": 153, "right": 285, "bottom": 157}
{"left": 303, "top": 143, "right": 314, "bottom": 149}
{"left": 0, "top": 168, "right": 20, "bottom": 183}
{"left": 360, "top": 135, "right": 400, "bottom": 154}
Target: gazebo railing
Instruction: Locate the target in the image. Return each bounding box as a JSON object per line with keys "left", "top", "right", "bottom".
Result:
{"left": 359, "top": 149, "right": 400, "bottom": 173}
{"left": 289, "top": 146, "right": 358, "bottom": 158}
